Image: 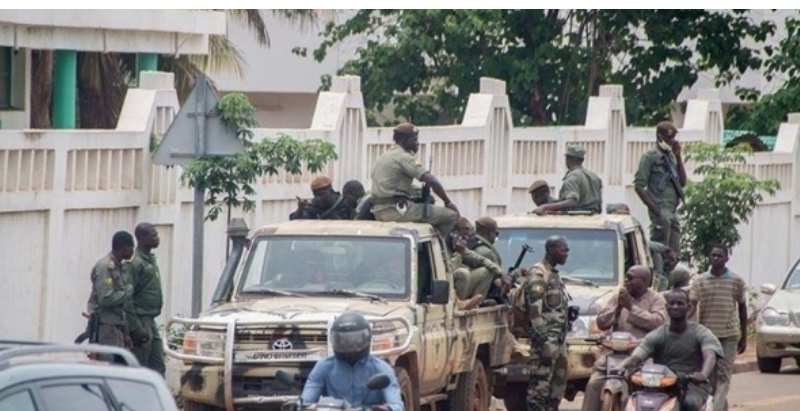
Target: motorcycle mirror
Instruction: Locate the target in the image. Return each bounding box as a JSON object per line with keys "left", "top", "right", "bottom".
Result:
{"left": 275, "top": 369, "right": 296, "bottom": 387}
{"left": 366, "top": 374, "right": 391, "bottom": 390}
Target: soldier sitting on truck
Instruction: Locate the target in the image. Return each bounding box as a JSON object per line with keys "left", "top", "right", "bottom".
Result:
{"left": 533, "top": 145, "right": 603, "bottom": 216}
{"left": 290, "top": 176, "right": 355, "bottom": 220}
{"left": 529, "top": 180, "right": 557, "bottom": 210}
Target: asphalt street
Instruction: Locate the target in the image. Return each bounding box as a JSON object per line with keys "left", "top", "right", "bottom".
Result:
{"left": 554, "top": 366, "right": 800, "bottom": 411}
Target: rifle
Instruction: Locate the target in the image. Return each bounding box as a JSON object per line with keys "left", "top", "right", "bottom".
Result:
{"left": 487, "top": 243, "right": 534, "bottom": 304}
{"left": 508, "top": 244, "right": 534, "bottom": 283}
{"left": 422, "top": 155, "right": 433, "bottom": 218}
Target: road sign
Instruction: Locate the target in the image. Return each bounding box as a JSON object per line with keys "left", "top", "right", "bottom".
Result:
{"left": 151, "top": 76, "right": 246, "bottom": 317}
{"left": 153, "top": 77, "right": 244, "bottom": 166}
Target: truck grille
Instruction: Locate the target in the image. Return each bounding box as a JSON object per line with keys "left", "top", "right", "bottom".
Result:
{"left": 235, "top": 328, "right": 327, "bottom": 346}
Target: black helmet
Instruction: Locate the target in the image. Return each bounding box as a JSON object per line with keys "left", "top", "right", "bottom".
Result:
{"left": 330, "top": 311, "right": 372, "bottom": 365}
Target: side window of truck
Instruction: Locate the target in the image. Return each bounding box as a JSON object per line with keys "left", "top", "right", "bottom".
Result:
{"left": 623, "top": 230, "right": 640, "bottom": 273}
{"left": 416, "top": 241, "right": 434, "bottom": 304}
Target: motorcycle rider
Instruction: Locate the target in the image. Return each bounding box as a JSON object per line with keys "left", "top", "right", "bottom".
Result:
{"left": 614, "top": 289, "right": 722, "bottom": 411}
{"left": 301, "top": 311, "right": 404, "bottom": 411}
{"left": 581, "top": 265, "right": 667, "bottom": 411}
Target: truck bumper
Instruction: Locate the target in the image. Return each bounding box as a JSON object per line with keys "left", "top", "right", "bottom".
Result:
{"left": 566, "top": 342, "right": 602, "bottom": 381}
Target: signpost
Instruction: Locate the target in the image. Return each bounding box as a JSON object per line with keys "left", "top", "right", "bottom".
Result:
{"left": 153, "top": 76, "right": 245, "bottom": 317}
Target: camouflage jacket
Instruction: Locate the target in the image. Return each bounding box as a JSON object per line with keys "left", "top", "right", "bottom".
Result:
{"left": 289, "top": 193, "right": 355, "bottom": 220}
{"left": 516, "top": 260, "right": 569, "bottom": 346}
{"left": 125, "top": 248, "right": 163, "bottom": 334}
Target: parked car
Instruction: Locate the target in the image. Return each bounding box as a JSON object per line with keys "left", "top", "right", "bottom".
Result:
{"left": 756, "top": 259, "right": 800, "bottom": 373}
{"left": 0, "top": 341, "right": 178, "bottom": 411}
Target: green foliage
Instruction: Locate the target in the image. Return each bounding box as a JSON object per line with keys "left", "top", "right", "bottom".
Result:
{"left": 728, "top": 13, "right": 800, "bottom": 135}
{"left": 678, "top": 143, "right": 779, "bottom": 271}
{"left": 181, "top": 93, "right": 338, "bottom": 221}
{"left": 299, "top": 10, "right": 774, "bottom": 127}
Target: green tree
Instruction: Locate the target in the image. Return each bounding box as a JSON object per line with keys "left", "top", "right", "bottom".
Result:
{"left": 726, "top": 13, "right": 800, "bottom": 135}
{"left": 678, "top": 143, "right": 779, "bottom": 271}
{"left": 180, "top": 93, "right": 338, "bottom": 221}
{"left": 300, "top": 10, "right": 774, "bottom": 127}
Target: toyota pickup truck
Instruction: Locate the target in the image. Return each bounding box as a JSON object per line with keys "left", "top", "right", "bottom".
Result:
{"left": 165, "top": 219, "right": 514, "bottom": 411}
{"left": 490, "top": 212, "right": 654, "bottom": 409}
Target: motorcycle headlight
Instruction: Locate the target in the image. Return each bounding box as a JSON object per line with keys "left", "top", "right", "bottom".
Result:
{"left": 182, "top": 330, "right": 225, "bottom": 358}
{"left": 760, "top": 307, "right": 792, "bottom": 327}
{"left": 567, "top": 315, "right": 601, "bottom": 339}
{"left": 631, "top": 372, "right": 676, "bottom": 388}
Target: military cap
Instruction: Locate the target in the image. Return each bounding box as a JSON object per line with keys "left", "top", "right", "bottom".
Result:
{"left": 475, "top": 216, "right": 498, "bottom": 230}
{"left": 310, "top": 176, "right": 333, "bottom": 191}
{"left": 565, "top": 144, "right": 586, "bottom": 159}
{"left": 528, "top": 180, "right": 549, "bottom": 193}
{"left": 656, "top": 121, "right": 678, "bottom": 137}
{"left": 394, "top": 122, "right": 419, "bottom": 133}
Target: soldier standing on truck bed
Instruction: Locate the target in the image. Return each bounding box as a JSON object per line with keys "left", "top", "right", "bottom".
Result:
{"left": 86, "top": 231, "right": 135, "bottom": 356}
{"left": 125, "top": 222, "right": 166, "bottom": 376}
{"left": 533, "top": 145, "right": 603, "bottom": 215}
{"left": 633, "top": 121, "right": 687, "bottom": 252}
{"left": 517, "top": 235, "right": 571, "bottom": 411}
{"left": 369, "top": 123, "right": 459, "bottom": 236}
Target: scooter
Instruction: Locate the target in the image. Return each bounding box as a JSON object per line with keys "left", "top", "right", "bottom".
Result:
{"left": 275, "top": 369, "right": 392, "bottom": 411}
{"left": 591, "top": 331, "right": 639, "bottom": 411}
{"left": 625, "top": 363, "right": 713, "bottom": 411}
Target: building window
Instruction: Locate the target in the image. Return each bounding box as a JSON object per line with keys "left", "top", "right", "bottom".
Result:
{"left": 0, "top": 47, "right": 11, "bottom": 109}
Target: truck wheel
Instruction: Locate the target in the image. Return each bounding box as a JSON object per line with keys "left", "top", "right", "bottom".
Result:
{"left": 449, "top": 359, "right": 490, "bottom": 411}
{"left": 183, "top": 401, "right": 223, "bottom": 411}
{"left": 757, "top": 354, "right": 781, "bottom": 373}
{"left": 601, "top": 391, "right": 621, "bottom": 411}
{"left": 395, "top": 367, "right": 414, "bottom": 411}
{"left": 501, "top": 383, "right": 527, "bottom": 411}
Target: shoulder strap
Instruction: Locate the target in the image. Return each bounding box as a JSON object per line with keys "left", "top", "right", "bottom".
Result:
{"left": 320, "top": 196, "right": 345, "bottom": 218}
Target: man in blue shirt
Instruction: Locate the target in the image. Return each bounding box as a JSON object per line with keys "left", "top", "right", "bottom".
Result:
{"left": 301, "top": 311, "right": 404, "bottom": 411}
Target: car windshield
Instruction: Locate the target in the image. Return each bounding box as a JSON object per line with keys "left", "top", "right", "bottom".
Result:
{"left": 783, "top": 261, "right": 800, "bottom": 291}
{"left": 495, "top": 228, "right": 619, "bottom": 285}
{"left": 237, "top": 236, "right": 411, "bottom": 298}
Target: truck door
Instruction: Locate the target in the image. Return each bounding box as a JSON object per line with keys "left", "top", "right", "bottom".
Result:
{"left": 415, "top": 239, "right": 452, "bottom": 393}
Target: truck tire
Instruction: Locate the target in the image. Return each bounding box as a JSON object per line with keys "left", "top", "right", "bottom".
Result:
{"left": 395, "top": 366, "right": 414, "bottom": 411}
{"left": 501, "top": 383, "right": 527, "bottom": 411}
{"left": 183, "top": 400, "right": 223, "bottom": 411}
{"left": 449, "top": 359, "right": 490, "bottom": 411}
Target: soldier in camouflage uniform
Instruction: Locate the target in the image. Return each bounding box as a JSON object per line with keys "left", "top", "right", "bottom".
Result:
{"left": 87, "top": 231, "right": 135, "bottom": 353}
{"left": 520, "top": 235, "right": 571, "bottom": 411}
{"left": 634, "top": 121, "right": 687, "bottom": 252}
{"left": 370, "top": 123, "right": 459, "bottom": 236}
{"left": 126, "top": 222, "right": 166, "bottom": 376}
{"left": 534, "top": 145, "right": 603, "bottom": 215}
{"left": 290, "top": 176, "right": 356, "bottom": 220}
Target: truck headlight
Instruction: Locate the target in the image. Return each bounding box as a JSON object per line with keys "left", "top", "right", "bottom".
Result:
{"left": 567, "top": 315, "right": 600, "bottom": 339}
{"left": 370, "top": 320, "right": 409, "bottom": 352}
{"left": 182, "top": 330, "right": 225, "bottom": 358}
{"left": 760, "top": 307, "right": 792, "bottom": 327}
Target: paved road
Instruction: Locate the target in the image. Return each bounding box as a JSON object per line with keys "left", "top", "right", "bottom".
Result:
{"left": 552, "top": 366, "right": 800, "bottom": 411}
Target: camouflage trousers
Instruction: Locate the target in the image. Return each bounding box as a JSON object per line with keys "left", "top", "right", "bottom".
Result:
{"left": 373, "top": 202, "right": 457, "bottom": 238}
{"left": 527, "top": 341, "right": 568, "bottom": 411}
{"left": 453, "top": 267, "right": 493, "bottom": 301}
{"left": 648, "top": 206, "right": 681, "bottom": 253}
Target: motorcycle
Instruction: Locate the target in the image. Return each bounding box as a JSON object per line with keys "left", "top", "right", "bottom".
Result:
{"left": 589, "top": 331, "right": 639, "bottom": 411}
{"left": 275, "top": 369, "right": 392, "bottom": 411}
{"left": 625, "top": 363, "right": 713, "bottom": 411}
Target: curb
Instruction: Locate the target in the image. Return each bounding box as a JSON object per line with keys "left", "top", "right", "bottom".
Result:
{"left": 733, "top": 359, "right": 758, "bottom": 374}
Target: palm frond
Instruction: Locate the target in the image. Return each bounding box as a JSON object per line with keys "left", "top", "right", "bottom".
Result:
{"left": 269, "top": 9, "right": 327, "bottom": 34}
{"left": 188, "top": 34, "right": 248, "bottom": 79}
{"left": 223, "top": 9, "right": 269, "bottom": 46}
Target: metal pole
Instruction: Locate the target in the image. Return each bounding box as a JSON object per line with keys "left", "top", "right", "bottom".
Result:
{"left": 191, "top": 77, "right": 207, "bottom": 318}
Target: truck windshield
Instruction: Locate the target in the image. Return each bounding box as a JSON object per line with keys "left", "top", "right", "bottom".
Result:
{"left": 495, "top": 228, "right": 619, "bottom": 285}
{"left": 237, "top": 236, "right": 411, "bottom": 298}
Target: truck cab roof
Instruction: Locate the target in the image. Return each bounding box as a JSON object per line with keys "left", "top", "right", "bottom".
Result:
{"left": 252, "top": 220, "right": 440, "bottom": 240}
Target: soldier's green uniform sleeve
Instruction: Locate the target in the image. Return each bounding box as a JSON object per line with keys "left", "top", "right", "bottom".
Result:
{"left": 461, "top": 249, "right": 503, "bottom": 277}
{"left": 93, "top": 261, "right": 131, "bottom": 309}
{"left": 524, "top": 266, "right": 550, "bottom": 346}
{"left": 473, "top": 245, "right": 497, "bottom": 264}
{"left": 559, "top": 172, "right": 581, "bottom": 202}
{"left": 125, "top": 261, "right": 144, "bottom": 334}
{"left": 396, "top": 152, "right": 427, "bottom": 180}
{"left": 633, "top": 153, "right": 654, "bottom": 189}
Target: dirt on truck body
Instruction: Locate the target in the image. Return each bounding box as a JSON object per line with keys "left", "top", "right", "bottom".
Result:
{"left": 165, "top": 219, "right": 514, "bottom": 411}
{"left": 490, "top": 212, "right": 655, "bottom": 408}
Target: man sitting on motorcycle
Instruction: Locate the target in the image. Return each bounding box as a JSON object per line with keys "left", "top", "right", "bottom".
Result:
{"left": 581, "top": 265, "right": 667, "bottom": 411}
{"left": 301, "top": 311, "right": 404, "bottom": 411}
{"left": 615, "top": 289, "right": 722, "bottom": 411}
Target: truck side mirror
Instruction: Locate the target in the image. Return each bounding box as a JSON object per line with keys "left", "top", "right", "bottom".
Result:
{"left": 427, "top": 280, "right": 450, "bottom": 305}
